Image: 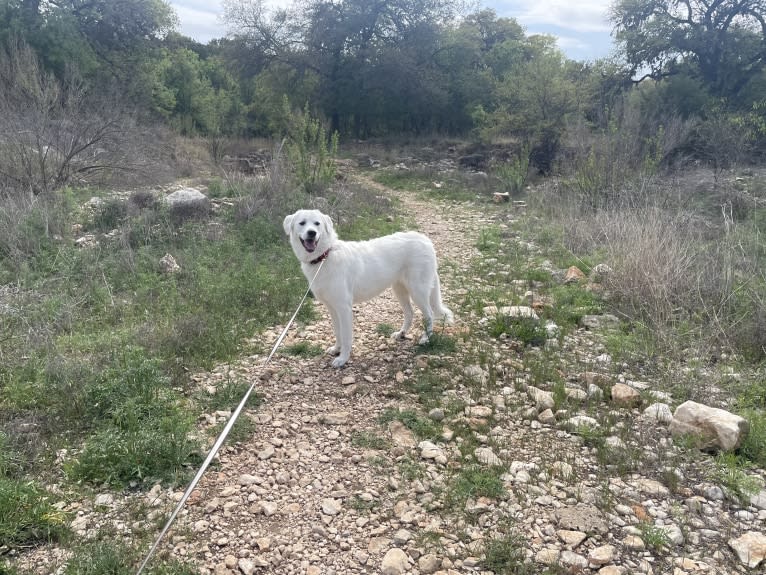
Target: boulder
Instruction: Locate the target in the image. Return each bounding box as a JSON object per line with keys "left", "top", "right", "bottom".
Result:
{"left": 669, "top": 400, "right": 749, "bottom": 451}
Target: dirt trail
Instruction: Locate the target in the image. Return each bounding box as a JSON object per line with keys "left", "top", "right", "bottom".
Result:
{"left": 167, "top": 181, "right": 488, "bottom": 574}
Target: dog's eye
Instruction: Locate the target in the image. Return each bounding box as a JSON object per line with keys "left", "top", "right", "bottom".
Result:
{"left": 299, "top": 220, "right": 306, "bottom": 226}
{"left": 314, "top": 221, "right": 320, "bottom": 226}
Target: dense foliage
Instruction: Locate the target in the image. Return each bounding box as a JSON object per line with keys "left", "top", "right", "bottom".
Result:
{"left": 1, "top": 0, "right": 764, "bottom": 167}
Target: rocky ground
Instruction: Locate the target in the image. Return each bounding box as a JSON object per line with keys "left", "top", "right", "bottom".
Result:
{"left": 13, "top": 173, "right": 766, "bottom": 575}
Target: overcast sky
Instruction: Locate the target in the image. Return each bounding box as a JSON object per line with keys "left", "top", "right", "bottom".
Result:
{"left": 169, "top": 0, "right": 616, "bottom": 62}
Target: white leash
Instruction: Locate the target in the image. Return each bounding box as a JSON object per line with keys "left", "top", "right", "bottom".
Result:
{"left": 136, "top": 260, "right": 324, "bottom": 575}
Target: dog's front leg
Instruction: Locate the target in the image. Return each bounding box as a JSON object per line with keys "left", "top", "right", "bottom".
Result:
{"left": 331, "top": 304, "right": 354, "bottom": 368}
{"left": 325, "top": 305, "right": 341, "bottom": 357}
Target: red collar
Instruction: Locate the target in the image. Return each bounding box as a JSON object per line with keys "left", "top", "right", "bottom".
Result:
{"left": 309, "top": 249, "right": 331, "bottom": 265}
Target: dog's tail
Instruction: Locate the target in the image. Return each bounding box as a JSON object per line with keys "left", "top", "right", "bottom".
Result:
{"left": 431, "top": 273, "right": 454, "bottom": 325}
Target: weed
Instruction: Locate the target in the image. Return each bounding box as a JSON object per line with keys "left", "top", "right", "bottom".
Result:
{"left": 739, "top": 409, "right": 766, "bottom": 467}
{"left": 416, "top": 332, "right": 457, "bottom": 354}
{"left": 0, "top": 478, "right": 68, "bottom": 549}
{"left": 210, "top": 415, "right": 257, "bottom": 445}
{"left": 446, "top": 465, "right": 505, "bottom": 508}
{"left": 483, "top": 532, "right": 537, "bottom": 575}
{"left": 282, "top": 341, "right": 324, "bottom": 357}
{"left": 710, "top": 453, "right": 764, "bottom": 504}
{"left": 376, "top": 323, "right": 395, "bottom": 337}
{"left": 200, "top": 380, "right": 263, "bottom": 412}
{"left": 477, "top": 227, "right": 502, "bottom": 253}
{"left": 637, "top": 521, "right": 670, "bottom": 551}
{"left": 379, "top": 408, "right": 441, "bottom": 441}
{"left": 64, "top": 541, "right": 197, "bottom": 575}
{"left": 489, "top": 316, "right": 547, "bottom": 346}
{"left": 351, "top": 431, "right": 391, "bottom": 450}
{"left": 398, "top": 457, "right": 425, "bottom": 481}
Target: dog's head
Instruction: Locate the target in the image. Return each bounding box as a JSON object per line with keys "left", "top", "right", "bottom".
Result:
{"left": 283, "top": 209, "right": 337, "bottom": 263}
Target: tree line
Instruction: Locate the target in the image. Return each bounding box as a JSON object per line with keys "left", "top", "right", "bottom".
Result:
{"left": 1, "top": 0, "right": 766, "bottom": 166}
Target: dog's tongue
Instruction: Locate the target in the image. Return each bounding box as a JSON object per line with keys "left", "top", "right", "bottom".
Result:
{"left": 302, "top": 238, "right": 317, "bottom": 252}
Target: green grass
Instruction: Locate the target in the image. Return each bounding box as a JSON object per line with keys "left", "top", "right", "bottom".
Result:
{"left": 282, "top": 341, "right": 324, "bottom": 357}
{"left": 416, "top": 332, "right": 457, "bottom": 354}
{"left": 379, "top": 408, "right": 441, "bottom": 441}
{"left": 488, "top": 315, "right": 547, "bottom": 346}
{"left": 373, "top": 169, "right": 482, "bottom": 202}
{"left": 710, "top": 453, "right": 764, "bottom": 504}
{"left": 0, "top": 478, "right": 68, "bottom": 549}
{"left": 64, "top": 541, "right": 197, "bottom": 575}
{"left": 351, "top": 431, "right": 391, "bottom": 450}
{"left": 446, "top": 465, "right": 505, "bottom": 508}
{"left": 483, "top": 532, "right": 540, "bottom": 575}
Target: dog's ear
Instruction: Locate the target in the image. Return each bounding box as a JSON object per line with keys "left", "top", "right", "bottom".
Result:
{"left": 282, "top": 213, "right": 294, "bottom": 236}
{"left": 321, "top": 213, "right": 334, "bottom": 234}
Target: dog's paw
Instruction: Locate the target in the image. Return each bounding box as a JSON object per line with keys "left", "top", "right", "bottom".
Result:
{"left": 391, "top": 330, "right": 407, "bottom": 341}
{"left": 418, "top": 333, "right": 430, "bottom": 345}
{"left": 331, "top": 356, "right": 348, "bottom": 368}
{"left": 326, "top": 345, "right": 340, "bottom": 356}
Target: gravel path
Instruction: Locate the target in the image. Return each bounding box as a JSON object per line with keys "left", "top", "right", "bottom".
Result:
{"left": 14, "top": 174, "right": 766, "bottom": 575}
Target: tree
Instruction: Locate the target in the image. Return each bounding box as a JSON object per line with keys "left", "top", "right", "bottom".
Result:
{"left": 222, "top": 0, "right": 463, "bottom": 135}
{"left": 611, "top": 0, "right": 766, "bottom": 100}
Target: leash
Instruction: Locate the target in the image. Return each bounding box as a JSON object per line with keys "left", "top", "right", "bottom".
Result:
{"left": 136, "top": 260, "right": 325, "bottom": 575}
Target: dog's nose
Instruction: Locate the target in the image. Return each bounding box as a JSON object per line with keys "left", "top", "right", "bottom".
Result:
{"left": 306, "top": 229, "right": 317, "bottom": 238}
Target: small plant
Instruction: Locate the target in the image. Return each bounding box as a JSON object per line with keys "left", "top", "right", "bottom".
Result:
{"left": 446, "top": 465, "right": 505, "bottom": 508}
{"left": 379, "top": 408, "right": 441, "bottom": 441}
{"left": 351, "top": 431, "right": 390, "bottom": 450}
{"left": 493, "top": 147, "right": 530, "bottom": 196}
{"left": 637, "top": 521, "right": 671, "bottom": 551}
{"left": 376, "top": 323, "right": 395, "bottom": 337}
{"left": 282, "top": 341, "right": 324, "bottom": 357}
{"left": 477, "top": 227, "right": 502, "bottom": 253}
{"left": 0, "top": 478, "right": 68, "bottom": 549}
{"left": 490, "top": 316, "right": 547, "bottom": 346}
{"left": 710, "top": 453, "right": 764, "bottom": 504}
{"left": 483, "top": 532, "right": 537, "bottom": 575}
{"left": 416, "top": 332, "right": 457, "bottom": 354}
{"left": 200, "top": 380, "right": 263, "bottom": 412}
{"left": 64, "top": 541, "right": 197, "bottom": 575}
{"left": 284, "top": 100, "right": 339, "bottom": 194}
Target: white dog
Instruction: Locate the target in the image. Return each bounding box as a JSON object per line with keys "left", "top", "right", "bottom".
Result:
{"left": 283, "top": 209, "right": 454, "bottom": 368}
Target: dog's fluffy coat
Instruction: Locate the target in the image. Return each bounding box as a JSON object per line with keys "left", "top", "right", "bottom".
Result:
{"left": 283, "top": 209, "right": 453, "bottom": 367}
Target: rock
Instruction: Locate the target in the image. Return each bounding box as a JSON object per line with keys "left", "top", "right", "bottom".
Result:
{"left": 611, "top": 383, "right": 641, "bottom": 407}
{"left": 558, "top": 530, "right": 587, "bottom": 548}
{"left": 159, "top": 253, "right": 180, "bottom": 274}
{"left": 257, "top": 444, "right": 275, "bottom": 460}
{"left": 237, "top": 558, "right": 255, "bottom": 575}
{"left": 556, "top": 505, "right": 608, "bottom": 534}
{"left": 580, "top": 314, "right": 620, "bottom": 330}
{"left": 466, "top": 405, "right": 493, "bottom": 418}
{"left": 393, "top": 528, "right": 413, "bottom": 545}
{"left": 94, "top": 493, "right": 115, "bottom": 507}
{"left": 728, "top": 531, "right": 766, "bottom": 568}
{"left": 428, "top": 407, "right": 445, "bottom": 421}
{"left": 419, "top": 441, "right": 446, "bottom": 462}
{"left": 483, "top": 305, "right": 539, "bottom": 320}
{"left": 751, "top": 490, "right": 766, "bottom": 510}
{"left": 321, "top": 498, "right": 342, "bottom": 516}
{"left": 75, "top": 234, "right": 98, "bottom": 248}
{"left": 590, "top": 263, "right": 613, "bottom": 283}
{"left": 389, "top": 420, "right": 416, "bottom": 448}
{"left": 669, "top": 401, "right": 749, "bottom": 451}
{"left": 589, "top": 544, "right": 616, "bottom": 566}
{"left": 418, "top": 553, "right": 441, "bottom": 574}
{"left": 528, "top": 386, "right": 555, "bottom": 411}
{"left": 564, "top": 266, "right": 586, "bottom": 284}
{"left": 643, "top": 403, "right": 673, "bottom": 424}
{"left": 321, "top": 412, "right": 350, "bottom": 425}
{"left": 535, "top": 549, "right": 560, "bottom": 564}
{"left": 538, "top": 408, "right": 556, "bottom": 425}
{"left": 474, "top": 447, "right": 503, "bottom": 466}
{"left": 381, "top": 548, "right": 409, "bottom": 575}
{"left": 165, "top": 188, "right": 209, "bottom": 208}
{"left": 623, "top": 535, "right": 645, "bottom": 550}
{"left": 565, "top": 415, "right": 600, "bottom": 431}
{"left": 493, "top": 192, "right": 510, "bottom": 203}
{"left": 560, "top": 550, "right": 588, "bottom": 571}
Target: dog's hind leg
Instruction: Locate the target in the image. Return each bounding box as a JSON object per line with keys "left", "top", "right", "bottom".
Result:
{"left": 410, "top": 285, "right": 435, "bottom": 345}
{"left": 391, "top": 282, "right": 414, "bottom": 340}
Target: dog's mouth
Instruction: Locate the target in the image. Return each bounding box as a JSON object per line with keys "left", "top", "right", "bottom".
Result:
{"left": 301, "top": 237, "right": 318, "bottom": 253}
